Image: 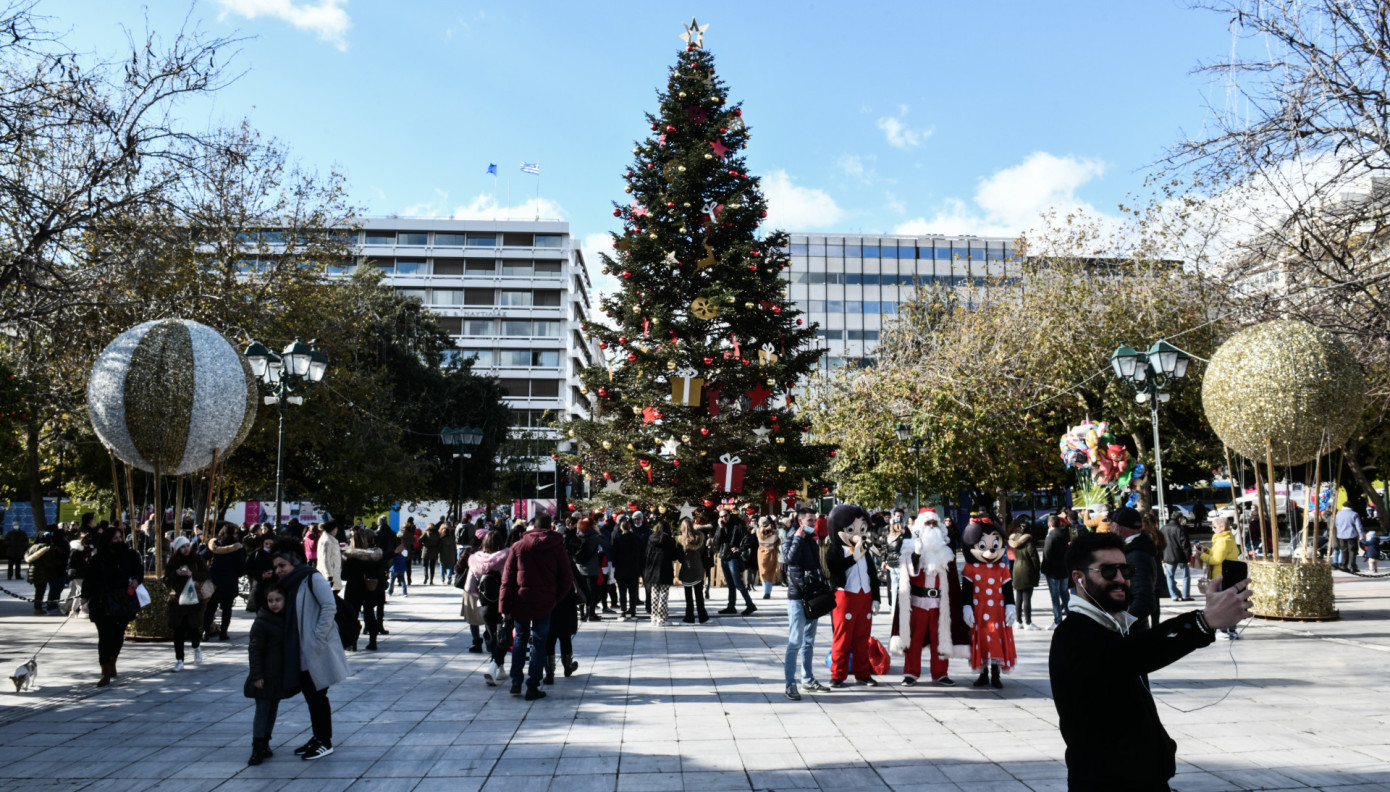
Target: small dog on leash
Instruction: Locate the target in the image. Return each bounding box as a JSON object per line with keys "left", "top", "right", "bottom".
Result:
{"left": 9, "top": 658, "right": 37, "bottom": 692}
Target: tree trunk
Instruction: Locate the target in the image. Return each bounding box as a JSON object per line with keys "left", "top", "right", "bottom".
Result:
{"left": 24, "top": 417, "right": 46, "bottom": 534}
{"left": 1342, "top": 437, "right": 1387, "bottom": 518}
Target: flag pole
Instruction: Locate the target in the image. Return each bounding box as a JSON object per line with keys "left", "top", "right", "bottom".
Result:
{"left": 506, "top": 178, "right": 511, "bottom": 220}
{"left": 493, "top": 171, "right": 498, "bottom": 219}
{"left": 535, "top": 170, "right": 541, "bottom": 220}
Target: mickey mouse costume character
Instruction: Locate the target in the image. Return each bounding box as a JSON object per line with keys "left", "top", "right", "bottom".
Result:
{"left": 961, "top": 516, "right": 1017, "bottom": 689}
{"left": 824, "top": 504, "right": 882, "bottom": 687}
{"left": 889, "top": 509, "right": 971, "bottom": 687}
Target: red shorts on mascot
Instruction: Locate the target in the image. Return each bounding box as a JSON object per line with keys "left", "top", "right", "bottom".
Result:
{"left": 888, "top": 509, "right": 971, "bottom": 686}
{"left": 824, "top": 504, "right": 882, "bottom": 687}
{"left": 961, "top": 516, "right": 1018, "bottom": 689}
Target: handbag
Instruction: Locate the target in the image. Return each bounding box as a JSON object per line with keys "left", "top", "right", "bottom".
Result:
{"left": 800, "top": 570, "right": 836, "bottom": 621}
{"left": 198, "top": 579, "right": 216, "bottom": 602}
{"left": 366, "top": 576, "right": 381, "bottom": 592}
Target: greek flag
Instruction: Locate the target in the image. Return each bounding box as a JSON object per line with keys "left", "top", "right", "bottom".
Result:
{"left": 520, "top": 162, "right": 541, "bottom": 174}
{"left": 486, "top": 163, "right": 497, "bottom": 175}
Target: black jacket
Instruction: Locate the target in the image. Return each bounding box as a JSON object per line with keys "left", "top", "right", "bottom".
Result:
{"left": 1160, "top": 521, "right": 1191, "bottom": 565}
{"left": 245, "top": 607, "right": 293, "bottom": 700}
{"left": 611, "top": 531, "right": 645, "bottom": 581}
{"left": 82, "top": 544, "right": 143, "bottom": 622}
{"left": 643, "top": 532, "right": 678, "bottom": 586}
{"left": 783, "top": 530, "right": 822, "bottom": 601}
{"left": 207, "top": 539, "right": 247, "bottom": 592}
{"left": 1049, "top": 610, "right": 1214, "bottom": 791}
{"left": 1041, "top": 526, "right": 1071, "bottom": 580}
{"left": 1123, "top": 533, "right": 1161, "bottom": 631}
{"left": 824, "top": 543, "right": 882, "bottom": 603}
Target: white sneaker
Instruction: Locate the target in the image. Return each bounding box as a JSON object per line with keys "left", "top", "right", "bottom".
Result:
{"left": 194, "top": 648, "right": 204, "bottom": 664}
{"left": 483, "top": 664, "right": 497, "bottom": 687}
{"left": 173, "top": 660, "right": 185, "bottom": 672}
{"left": 1215, "top": 631, "right": 1231, "bottom": 640}
{"left": 1026, "top": 622, "right": 1043, "bottom": 631}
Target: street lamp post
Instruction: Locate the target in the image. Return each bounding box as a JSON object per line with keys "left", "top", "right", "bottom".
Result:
{"left": 441, "top": 426, "right": 484, "bottom": 522}
{"left": 245, "top": 340, "right": 327, "bottom": 533}
{"left": 896, "top": 423, "right": 926, "bottom": 512}
{"left": 1110, "top": 340, "right": 1190, "bottom": 521}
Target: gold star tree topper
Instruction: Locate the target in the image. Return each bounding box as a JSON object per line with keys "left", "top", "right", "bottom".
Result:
{"left": 680, "top": 18, "right": 708, "bottom": 48}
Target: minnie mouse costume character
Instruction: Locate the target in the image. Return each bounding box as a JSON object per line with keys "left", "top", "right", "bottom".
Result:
{"left": 960, "top": 517, "right": 1017, "bottom": 689}
{"left": 889, "top": 510, "right": 971, "bottom": 686}
{"left": 824, "top": 504, "right": 881, "bottom": 687}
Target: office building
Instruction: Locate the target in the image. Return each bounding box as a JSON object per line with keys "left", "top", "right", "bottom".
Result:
{"left": 783, "top": 232, "right": 1022, "bottom": 368}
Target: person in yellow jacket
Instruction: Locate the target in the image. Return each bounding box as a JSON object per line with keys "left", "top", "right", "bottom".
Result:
{"left": 1197, "top": 517, "right": 1241, "bottom": 639}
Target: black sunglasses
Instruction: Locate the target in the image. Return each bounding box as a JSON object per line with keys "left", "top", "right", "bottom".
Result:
{"left": 1087, "top": 563, "right": 1134, "bottom": 581}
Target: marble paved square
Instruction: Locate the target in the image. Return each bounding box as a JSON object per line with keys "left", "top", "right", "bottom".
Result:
{"left": 1, "top": 572, "right": 1387, "bottom": 792}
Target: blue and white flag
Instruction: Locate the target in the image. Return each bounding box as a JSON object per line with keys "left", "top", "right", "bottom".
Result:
{"left": 486, "top": 163, "right": 497, "bottom": 175}
{"left": 520, "top": 162, "right": 541, "bottom": 174}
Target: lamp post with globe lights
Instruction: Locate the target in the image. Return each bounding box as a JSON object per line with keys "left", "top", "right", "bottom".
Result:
{"left": 244, "top": 339, "right": 327, "bottom": 532}
{"left": 1110, "top": 340, "right": 1190, "bottom": 521}
{"left": 440, "top": 426, "right": 484, "bottom": 521}
{"left": 895, "top": 422, "right": 927, "bottom": 513}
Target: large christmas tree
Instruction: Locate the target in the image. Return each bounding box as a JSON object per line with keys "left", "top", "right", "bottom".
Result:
{"left": 563, "top": 20, "right": 832, "bottom": 516}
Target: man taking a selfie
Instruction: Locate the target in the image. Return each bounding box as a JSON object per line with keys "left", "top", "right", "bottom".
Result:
{"left": 1049, "top": 531, "right": 1252, "bottom": 792}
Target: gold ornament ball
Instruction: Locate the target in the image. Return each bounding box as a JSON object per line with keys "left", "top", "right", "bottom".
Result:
{"left": 624, "top": 185, "right": 632, "bottom": 193}
{"left": 681, "top": 434, "right": 691, "bottom": 443}
{"left": 666, "top": 361, "right": 677, "bottom": 370}
{"left": 658, "top": 505, "right": 668, "bottom": 514}
{"left": 725, "top": 296, "right": 735, "bottom": 303}
{"left": 679, "top": 91, "right": 687, "bottom": 97}
{"left": 683, "top": 202, "right": 691, "bottom": 208}
{"left": 627, "top": 443, "right": 635, "bottom": 450}
{"left": 1202, "top": 320, "right": 1365, "bottom": 464}
{"left": 744, "top": 302, "right": 755, "bottom": 309}
{"left": 775, "top": 437, "right": 785, "bottom": 444}
{"left": 602, "top": 440, "right": 612, "bottom": 450}
{"left": 730, "top": 203, "right": 741, "bottom": 209}
{"left": 766, "top": 377, "right": 776, "bottom": 386}
{"left": 704, "top": 153, "right": 713, "bottom": 160}
{"left": 778, "top": 465, "right": 788, "bottom": 473}
{"left": 700, "top": 450, "right": 708, "bottom": 457}
{"left": 632, "top": 406, "right": 643, "bottom": 415}
{"left": 579, "top": 385, "right": 589, "bottom": 394}
{"left": 678, "top": 165, "right": 687, "bottom": 172}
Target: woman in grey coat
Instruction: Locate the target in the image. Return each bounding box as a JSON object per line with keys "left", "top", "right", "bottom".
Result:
{"left": 272, "top": 547, "right": 350, "bottom": 761}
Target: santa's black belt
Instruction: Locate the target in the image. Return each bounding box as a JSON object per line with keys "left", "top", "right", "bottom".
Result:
{"left": 910, "top": 586, "right": 941, "bottom": 598}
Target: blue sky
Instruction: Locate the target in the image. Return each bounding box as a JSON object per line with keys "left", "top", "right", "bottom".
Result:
{"left": 59, "top": 1, "right": 1236, "bottom": 260}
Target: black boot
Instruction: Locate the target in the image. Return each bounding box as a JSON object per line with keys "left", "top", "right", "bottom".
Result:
{"left": 248, "top": 739, "right": 273, "bottom": 766}
{"left": 563, "top": 654, "right": 578, "bottom": 677}
{"left": 973, "top": 668, "right": 990, "bottom": 687}
{"left": 544, "top": 655, "right": 556, "bottom": 685}
{"left": 990, "top": 664, "right": 1003, "bottom": 689}
{"left": 366, "top": 635, "right": 378, "bottom": 651}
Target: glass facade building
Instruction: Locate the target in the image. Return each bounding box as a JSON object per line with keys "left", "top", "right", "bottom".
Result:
{"left": 783, "top": 233, "right": 1022, "bottom": 369}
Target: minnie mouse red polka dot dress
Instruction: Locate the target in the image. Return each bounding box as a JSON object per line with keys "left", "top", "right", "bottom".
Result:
{"left": 963, "top": 560, "right": 1017, "bottom": 672}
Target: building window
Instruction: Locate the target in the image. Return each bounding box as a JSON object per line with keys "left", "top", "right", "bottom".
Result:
{"left": 534, "top": 234, "right": 564, "bottom": 248}
{"left": 498, "top": 378, "right": 529, "bottom": 397}
{"left": 826, "top": 300, "right": 844, "bottom": 313}
{"left": 464, "top": 288, "right": 493, "bottom": 305}
{"left": 435, "top": 233, "right": 466, "bottom": 246}
{"left": 532, "top": 350, "right": 560, "bottom": 367}
{"left": 364, "top": 231, "right": 395, "bottom": 245}
{"left": 466, "top": 233, "right": 497, "bottom": 247}
{"left": 809, "top": 300, "right": 826, "bottom": 313}
{"left": 846, "top": 300, "right": 863, "bottom": 314}
{"left": 501, "top": 349, "right": 532, "bottom": 367}
{"left": 434, "top": 259, "right": 464, "bottom": 276}
{"left": 789, "top": 243, "right": 809, "bottom": 255}
{"left": 465, "top": 260, "right": 495, "bottom": 274}
{"left": 498, "top": 290, "right": 533, "bottom": 307}
{"left": 502, "top": 320, "right": 532, "bottom": 337}
{"left": 534, "top": 261, "right": 562, "bottom": 277}
{"left": 396, "top": 288, "right": 427, "bottom": 302}
{"left": 845, "top": 244, "right": 862, "bottom": 257}
{"left": 460, "top": 349, "right": 494, "bottom": 366}
{"left": 437, "top": 317, "right": 462, "bottom": 334}
{"left": 534, "top": 290, "right": 562, "bottom": 307}
{"left": 862, "top": 245, "right": 879, "bottom": 258}
{"left": 395, "top": 259, "right": 426, "bottom": 275}
{"left": 502, "top": 232, "right": 534, "bottom": 247}
{"left": 398, "top": 232, "right": 428, "bottom": 246}
{"left": 530, "top": 379, "right": 560, "bottom": 398}
{"left": 464, "top": 320, "right": 495, "bottom": 336}
{"left": 432, "top": 289, "right": 464, "bottom": 305}
{"left": 817, "top": 328, "right": 843, "bottom": 340}
{"left": 501, "top": 261, "right": 533, "bottom": 277}
{"left": 533, "top": 321, "right": 561, "bottom": 338}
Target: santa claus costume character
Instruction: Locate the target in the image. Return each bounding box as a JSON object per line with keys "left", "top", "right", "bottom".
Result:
{"left": 961, "top": 517, "right": 1017, "bottom": 689}
{"left": 824, "top": 504, "right": 882, "bottom": 687}
{"left": 889, "top": 509, "right": 971, "bottom": 687}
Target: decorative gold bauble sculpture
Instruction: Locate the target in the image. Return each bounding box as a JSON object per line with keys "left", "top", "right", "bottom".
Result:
{"left": 1249, "top": 561, "right": 1337, "bottom": 620}
{"left": 1202, "top": 320, "right": 1364, "bottom": 465}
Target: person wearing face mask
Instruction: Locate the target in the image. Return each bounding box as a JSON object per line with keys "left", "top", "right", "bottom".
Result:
{"left": 1049, "top": 532, "right": 1252, "bottom": 792}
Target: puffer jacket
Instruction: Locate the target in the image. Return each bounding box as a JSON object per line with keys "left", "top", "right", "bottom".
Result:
{"left": 1007, "top": 531, "right": 1040, "bottom": 590}
{"left": 1200, "top": 530, "right": 1239, "bottom": 579}
{"left": 500, "top": 529, "right": 574, "bottom": 621}
{"left": 421, "top": 528, "right": 442, "bottom": 561}
{"left": 678, "top": 533, "right": 705, "bottom": 586}
{"left": 245, "top": 607, "right": 291, "bottom": 700}
{"left": 466, "top": 548, "right": 509, "bottom": 596}
{"left": 207, "top": 538, "right": 247, "bottom": 593}
{"left": 644, "top": 531, "right": 678, "bottom": 586}
{"left": 342, "top": 546, "right": 384, "bottom": 604}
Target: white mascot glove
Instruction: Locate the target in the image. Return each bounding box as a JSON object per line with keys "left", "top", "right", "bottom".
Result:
{"left": 963, "top": 605, "right": 975, "bottom": 629}
{"left": 1005, "top": 604, "right": 1017, "bottom": 627}
{"left": 871, "top": 599, "right": 881, "bottom": 615}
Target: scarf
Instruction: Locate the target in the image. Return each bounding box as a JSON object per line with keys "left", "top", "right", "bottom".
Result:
{"left": 278, "top": 563, "right": 314, "bottom": 691}
{"left": 466, "top": 548, "right": 509, "bottom": 595}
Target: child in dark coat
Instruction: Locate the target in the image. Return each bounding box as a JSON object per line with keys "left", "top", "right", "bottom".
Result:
{"left": 245, "top": 584, "right": 295, "bottom": 766}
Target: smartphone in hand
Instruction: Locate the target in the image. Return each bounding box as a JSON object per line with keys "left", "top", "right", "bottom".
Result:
{"left": 1221, "top": 560, "right": 1248, "bottom": 591}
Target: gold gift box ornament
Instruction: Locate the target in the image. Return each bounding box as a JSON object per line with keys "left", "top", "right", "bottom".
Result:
{"left": 670, "top": 367, "right": 704, "bottom": 406}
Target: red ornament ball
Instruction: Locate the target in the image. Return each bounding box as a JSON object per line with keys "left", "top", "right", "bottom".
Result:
{"left": 772, "top": 306, "right": 782, "bottom": 314}
{"left": 568, "top": 504, "right": 577, "bottom": 511}
{"left": 622, "top": 271, "right": 632, "bottom": 279}
{"left": 650, "top": 124, "right": 657, "bottom": 131}
{"left": 703, "top": 356, "right": 714, "bottom": 365}
{"left": 666, "top": 125, "right": 675, "bottom": 132}
{"left": 748, "top": 264, "right": 757, "bottom": 272}
{"left": 703, "top": 499, "right": 715, "bottom": 508}
{"left": 612, "top": 209, "right": 621, "bottom": 217}
{"left": 796, "top": 319, "right": 803, "bottom": 325}
{"left": 672, "top": 459, "right": 681, "bottom": 467}
{"left": 700, "top": 427, "right": 710, "bottom": 436}
{"left": 761, "top": 211, "right": 768, "bottom": 217}
{"left": 750, "top": 250, "right": 760, "bottom": 257}
{"left": 603, "top": 472, "right": 612, "bottom": 480}
{"left": 573, "top": 464, "right": 583, "bottom": 473}
{"left": 829, "top": 450, "right": 838, "bottom": 457}
{"left": 741, "top": 359, "right": 750, "bottom": 366}
{"left": 734, "top": 109, "right": 743, "bottom": 116}
{"left": 627, "top": 352, "right": 637, "bottom": 362}
{"left": 617, "top": 336, "right": 628, "bottom": 345}
{"left": 598, "top": 342, "right": 608, "bottom": 349}
{"left": 598, "top": 387, "right": 608, "bottom": 397}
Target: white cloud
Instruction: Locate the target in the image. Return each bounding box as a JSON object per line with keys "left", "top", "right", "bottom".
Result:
{"left": 876, "top": 106, "right": 933, "bottom": 150}
{"left": 582, "top": 233, "right": 621, "bottom": 328}
{"left": 447, "top": 193, "right": 568, "bottom": 222}
{"left": 894, "top": 152, "right": 1108, "bottom": 237}
{"left": 762, "top": 169, "right": 844, "bottom": 230}
{"left": 215, "top": 0, "right": 351, "bottom": 50}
